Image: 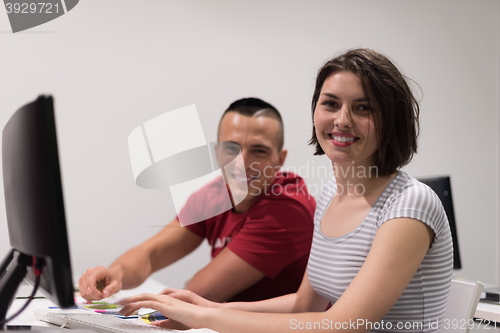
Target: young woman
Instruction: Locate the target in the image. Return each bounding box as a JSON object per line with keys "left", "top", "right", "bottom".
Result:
{"left": 119, "top": 49, "right": 453, "bottom": 333}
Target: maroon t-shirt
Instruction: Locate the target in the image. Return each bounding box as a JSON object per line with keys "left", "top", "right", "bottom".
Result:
{"left": 179, "top": 172, "right": 315, "bottom": 302}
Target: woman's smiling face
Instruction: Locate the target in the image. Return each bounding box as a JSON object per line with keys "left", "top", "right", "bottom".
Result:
{"left": 314, "top": 71, "right": 378, "bottom": 169}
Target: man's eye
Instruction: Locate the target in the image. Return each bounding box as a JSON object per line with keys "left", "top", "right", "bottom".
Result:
{"left": 224, "top": 146, "right": 240, "bottom": 154}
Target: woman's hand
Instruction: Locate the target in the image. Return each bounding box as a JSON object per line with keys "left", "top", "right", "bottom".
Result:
{"left": 119, "top": 293, "right": 208, "bottom": 330}
{"left": 158, "top": 288, "right": 221, "bottom": 308}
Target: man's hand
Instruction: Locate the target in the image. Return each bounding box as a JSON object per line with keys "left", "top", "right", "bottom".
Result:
{"left": 77, "top": 219, "right": 204, "bottom": 302}
{"left": 78, "top": 265, "right": 122, "bottom": 301}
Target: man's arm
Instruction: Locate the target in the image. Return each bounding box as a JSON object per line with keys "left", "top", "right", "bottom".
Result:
{"left": 184, "top": 195, "right": 315, "bottom": 303}
{"left": 185, "top": 199, "right": 314, "bottom": 303}
{"left": 184, "top": 247, "right": 265, "bottom": 302}
{"left": 79, "top": 219, "right": 203, "bottom": 300}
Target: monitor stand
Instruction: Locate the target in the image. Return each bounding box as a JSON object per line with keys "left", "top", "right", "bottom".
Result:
{"left": 0, "top": 250, "right": 30, "bottom": 329}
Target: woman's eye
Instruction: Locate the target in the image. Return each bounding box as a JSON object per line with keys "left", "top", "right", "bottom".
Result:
{"left": 356, "top": 104, "right": 372, "bottom": 112}
{"left": 322, "top": 100, "right": 339, "bottom": 109}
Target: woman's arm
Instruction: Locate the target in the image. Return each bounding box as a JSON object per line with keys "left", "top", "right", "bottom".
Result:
{"left": 158, "top": 270, "right": 329, "bottom": 313}
{"left": 222, "top": 271, "right": 329, "bottom": 313}
{"left": 120, "top": 217, "right": 433, "bottom": 333}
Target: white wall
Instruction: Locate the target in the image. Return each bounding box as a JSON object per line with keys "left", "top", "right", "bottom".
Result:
{"left": 0, "top": 0, "right": 498, "bottom": 289}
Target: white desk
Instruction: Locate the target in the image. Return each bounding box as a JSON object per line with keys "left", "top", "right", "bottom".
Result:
{"left": 476, "top": 302, "right": 500, "bottom": 324}
{"left": 9, "top": 279, "right": 500, "bottom": 332}
{"left": 7, "top": 278, "right": 217, "bottom": 333}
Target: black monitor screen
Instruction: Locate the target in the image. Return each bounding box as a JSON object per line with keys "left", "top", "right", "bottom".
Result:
{"left": 419, "top": 176, "right": 462, "bottom": 269}
{"left": 0, "top": 95, "right": 74, "bottom": 324}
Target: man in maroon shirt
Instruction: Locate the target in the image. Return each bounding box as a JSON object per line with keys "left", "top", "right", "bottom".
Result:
{"left": 79, "top": 98, "right": 315, "bottom": 302}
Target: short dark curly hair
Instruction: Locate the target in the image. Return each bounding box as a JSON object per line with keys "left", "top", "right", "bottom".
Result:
{"left": 309, "top": 49, "right": 420, "bottom": 176}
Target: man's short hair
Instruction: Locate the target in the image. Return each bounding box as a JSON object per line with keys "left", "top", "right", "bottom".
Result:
{"left": 219, "top": 97, "right": 284, "bottom": 152}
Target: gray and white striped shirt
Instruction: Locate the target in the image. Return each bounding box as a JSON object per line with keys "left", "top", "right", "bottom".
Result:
{"left": 307, "top": 171, "right": 453, "bottom": 332}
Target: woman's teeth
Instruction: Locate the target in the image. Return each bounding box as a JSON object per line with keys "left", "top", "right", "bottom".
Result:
{"left": 331, "top": 135, "right": 356, "bottom": 143}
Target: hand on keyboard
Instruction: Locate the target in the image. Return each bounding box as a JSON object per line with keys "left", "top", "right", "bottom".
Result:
{"left": 157, "top": 289, "right": 219, "bottom": 309}
{"left": 120, "top": 293, "right": 203, "bottom": 330}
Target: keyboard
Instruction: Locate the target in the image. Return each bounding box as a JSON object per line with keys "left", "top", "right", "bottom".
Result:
{"left": 33, "top": 309, "right": 180, "bottom": 333}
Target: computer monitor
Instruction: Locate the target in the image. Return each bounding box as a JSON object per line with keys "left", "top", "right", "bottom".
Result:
{"left": 0, "top": 95, "right": 75, "bottom": 326}
{"left": 419, "top": 176, "right": 462, "bottom": 269}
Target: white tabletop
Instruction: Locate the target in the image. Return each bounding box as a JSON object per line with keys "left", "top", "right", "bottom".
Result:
{"left": 10, "top": 279, "right": 500, "bottom": 331}
{"left": 476, "top": 302, "right": 500, "bottom": 324}
{"left": 7, "top": 278, "right": 217, "bottom": 333}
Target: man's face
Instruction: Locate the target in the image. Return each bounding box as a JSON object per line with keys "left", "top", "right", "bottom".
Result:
{"left": 216, "top": 112, "right": 287, "bottom": 212}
